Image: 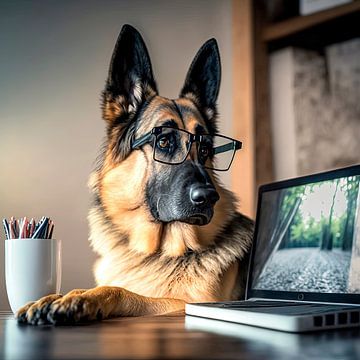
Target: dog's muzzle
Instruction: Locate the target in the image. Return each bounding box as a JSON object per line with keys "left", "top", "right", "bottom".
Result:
{"left": 146, "top": 161, "right": 220, "bottom": 225}
{"left": 183, "top": 184, "right": 220, "bottom": 225}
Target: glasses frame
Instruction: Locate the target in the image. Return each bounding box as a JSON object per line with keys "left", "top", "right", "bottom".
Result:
{"left": 131, "top": 126, "right": 242, "bottom": 171}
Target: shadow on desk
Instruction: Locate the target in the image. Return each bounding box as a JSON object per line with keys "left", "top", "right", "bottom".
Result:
{"left": 1, "top": 311, "right": 359, "bottom": 359}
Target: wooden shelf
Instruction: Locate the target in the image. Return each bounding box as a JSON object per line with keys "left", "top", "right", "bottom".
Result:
{"left": 246, "top": 0, "right": 360, "bottom": 193}
{"left": 262, "top": 1, "right": 360, "bottom": 42}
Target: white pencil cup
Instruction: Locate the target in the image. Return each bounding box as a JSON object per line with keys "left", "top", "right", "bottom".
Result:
{"left": 5, "top": 238, "right": 61, "bottom": 314}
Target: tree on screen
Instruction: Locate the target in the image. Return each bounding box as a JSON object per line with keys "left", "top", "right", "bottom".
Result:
{"left": 342, "top": 176, "right": 359, "bottom": 251}
{"left": 320, "top": 179, "right": 340, "bottom": 251}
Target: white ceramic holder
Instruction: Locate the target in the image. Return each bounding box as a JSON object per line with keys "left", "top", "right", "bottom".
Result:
{"left": 5, "top": 238, "right": 61, "bottom": 314}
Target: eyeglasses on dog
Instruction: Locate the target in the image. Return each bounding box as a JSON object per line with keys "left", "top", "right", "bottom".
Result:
{"left": 131, "top": 126, "right": 242, "bottom": 171}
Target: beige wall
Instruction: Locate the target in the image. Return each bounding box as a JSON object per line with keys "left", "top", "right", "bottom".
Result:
{"left": 0, "top": 0, "right": 234, "bottom": 309}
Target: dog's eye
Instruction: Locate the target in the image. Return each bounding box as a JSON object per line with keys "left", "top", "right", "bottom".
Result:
{"left": 199, "top": 145, "right": 210, "bottom": 158}
{"left": 157, "top": 137, "right": 170, "bottom": 149}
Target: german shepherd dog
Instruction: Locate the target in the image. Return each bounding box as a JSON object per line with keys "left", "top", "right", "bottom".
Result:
{"left": 17, "top": 25, "right": 253, "bottom": 325}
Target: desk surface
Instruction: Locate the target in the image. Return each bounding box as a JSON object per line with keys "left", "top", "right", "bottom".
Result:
{"left": 1, "top": 311, "right": 360, "bottom": 360}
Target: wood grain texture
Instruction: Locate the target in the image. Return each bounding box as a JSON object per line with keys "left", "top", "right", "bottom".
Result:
{"left": 232, "top": 0, "right": 256, "bottom": 218}
{"left": 263, "top": 1, "right": 360, "bottom": 42}
{"left": 2, "top": 313, "right": 360, "bottom": 359}
{"left": 253, "top": 1, "right": 274, "bottom": 189}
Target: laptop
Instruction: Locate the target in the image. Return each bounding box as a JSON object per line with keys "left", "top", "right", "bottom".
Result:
{"left": 186, "top": 164, "right": 360, "bottom": 332}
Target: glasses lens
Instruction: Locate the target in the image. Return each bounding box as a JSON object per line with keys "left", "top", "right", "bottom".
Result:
{"left": 210, "top": 135, "right": 236, "bottom": 171}
{"left": 154, "top": 128, "right": 190, "bottom": 164}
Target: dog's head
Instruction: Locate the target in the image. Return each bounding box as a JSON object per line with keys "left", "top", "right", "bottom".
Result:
{"left": 97, "top": 24, "right": 225, "bottom": 231}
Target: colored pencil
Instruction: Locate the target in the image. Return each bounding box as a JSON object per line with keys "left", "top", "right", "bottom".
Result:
{"left": 2, "top": 217, "right": 55, "bottom": 239}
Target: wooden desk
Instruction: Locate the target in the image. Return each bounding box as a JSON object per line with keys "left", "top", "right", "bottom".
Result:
{"left": 1, "top": 311, "right": 360, "bottom": 359}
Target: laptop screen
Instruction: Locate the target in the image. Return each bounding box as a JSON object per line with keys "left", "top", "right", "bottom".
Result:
{"left": 248, "top": 165, "right": 360, "bottom": 303}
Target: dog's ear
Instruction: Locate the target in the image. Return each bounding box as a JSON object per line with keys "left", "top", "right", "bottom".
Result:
{"left": 179, "top": 39, "right": 221, "bottom": 133}
{"left": 102, "top": 24, "right": 158, "bottom": 126}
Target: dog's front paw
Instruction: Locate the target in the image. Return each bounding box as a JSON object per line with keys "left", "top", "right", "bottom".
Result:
{"left": 47, "top": 295, "right": 103, "bottom": 324}
{"left": 16, "top": 294, "right": 63, "bottom": 325}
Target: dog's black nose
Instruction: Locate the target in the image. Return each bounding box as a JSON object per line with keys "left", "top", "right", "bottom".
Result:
{"left": 190, "top": 185, "right": 220, "bottom": 206}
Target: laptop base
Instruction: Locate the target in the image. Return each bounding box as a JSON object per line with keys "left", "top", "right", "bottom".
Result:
{"left": 185, "top": 300, "right": 360, "bottom": 332}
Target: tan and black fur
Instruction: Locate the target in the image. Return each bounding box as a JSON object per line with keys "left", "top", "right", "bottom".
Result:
{"left": 17, "top": 25, "right": 253, "bottom": 325}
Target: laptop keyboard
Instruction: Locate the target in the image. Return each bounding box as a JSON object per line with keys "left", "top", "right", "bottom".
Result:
{"left": 201, "top": 300, "right": 360, "bottom": 316}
